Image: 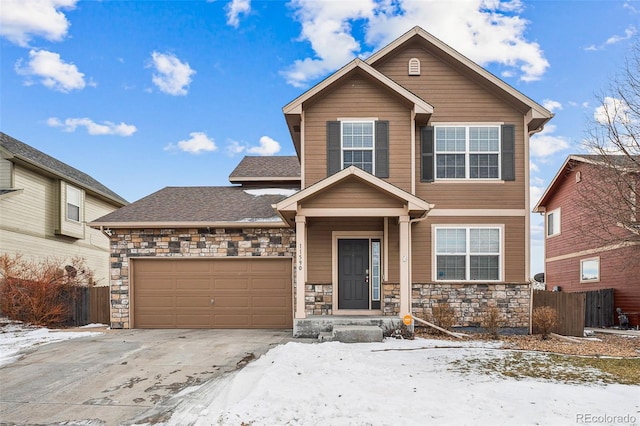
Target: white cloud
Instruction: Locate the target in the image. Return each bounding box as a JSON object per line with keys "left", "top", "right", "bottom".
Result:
{"left": 529, "top": 160, "right": 539, "bottom": 173}
{"left": 226, "top": 0, "right": 251, "bottom": 28}
{"left": 542, "top": 99, "right": 562, "bottom": 112}
{"left": 585, "top": 25, "right": 637, "bottom": 51}
{"left": 165, "top": 132, "right": 217, "bottom": 154}
{"left": 148, "top": 51, "right": 196, "bottom": 96}
{"left": 225, "top": 136, "right": 282, "bottom": 156}
{"left": 594, "top": 96, "right": 631, "bottom": 126}
{"left": 247, "top": 136, "right": 281, "bottom": 156}
{"left": 0, "top": 0, "right": 76, "bottom": 47}
{"left": 530, "top": 185, "right": 545, "bottom": 210}
{"left": 47, "top": 117, "right": 137, "bottom": 136}
{"left": 283, "top": 0, "right": 549, "bottom": 88}
{"left": 15, "top": 49, "right": 86, "bottom": 92}
{"left": 530, "top": 124, "right": 570, "bottom": 158}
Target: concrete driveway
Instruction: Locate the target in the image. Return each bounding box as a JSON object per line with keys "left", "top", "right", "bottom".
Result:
{"left": 0, "top": 328, "right": 293, "bottom": 425}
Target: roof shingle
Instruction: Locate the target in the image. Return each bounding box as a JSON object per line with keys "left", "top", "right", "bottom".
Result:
{"left": 229, "top": 156, "right": 300, "bottom": 181}
{"left": 0, "top": 132, "right": 128, "bottom": 206}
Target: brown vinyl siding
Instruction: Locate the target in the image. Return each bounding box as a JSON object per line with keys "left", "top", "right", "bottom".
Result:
{"left": 303, "top": 72, "right": 413, "bottom": 191}
{"left": 302, "top": 177, "right": 405, "bottom": 209}
{"left": 372, "top": 43, "right": 527, "bottom": 209}
{"left": 411, "top": 216, "right": 526, "bottom": 283}
{"left": 306, "top": 217, "right": 383, "bottom": 282}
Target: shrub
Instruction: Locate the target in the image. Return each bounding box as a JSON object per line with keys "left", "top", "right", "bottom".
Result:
{"left": 429, "top": 303, "right": 456, "bottom": 334}
{"left": 382, "top": 321, "right": 414, "bottom": 339}
{"left": 532, "top": 306, "right": 558, "bottom": 340}
{"left": 482, "top": 306, "right": 503, "bottom": 339}
{"left": 0, "top": 254, "right": 94, "bottom": 327}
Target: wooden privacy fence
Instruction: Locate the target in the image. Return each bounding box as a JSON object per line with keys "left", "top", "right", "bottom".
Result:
{"left": 68, "top": 286, "right": 110, "bottom": 326}
{"left": 532, "top": 290, "right": 585, "bottom": 337}
{"left": 582, "top": 288, "right": 614, "bottom": 328}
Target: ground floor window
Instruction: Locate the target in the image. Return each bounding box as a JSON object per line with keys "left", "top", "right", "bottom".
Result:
{"left": 435, "top": 226, "right": 501, "bottom": 281}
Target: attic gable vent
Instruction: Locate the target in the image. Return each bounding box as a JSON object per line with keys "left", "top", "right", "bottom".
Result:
{"left": 408, "top": 58, "right": 421, "bottom": 76}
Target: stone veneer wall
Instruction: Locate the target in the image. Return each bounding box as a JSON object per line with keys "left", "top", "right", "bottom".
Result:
{"left": 109, "top": 228, "right": 295, "bottom": 329}
{"left": 410, "top": 283, "right": 530, "bottom": 328}
{"left": 305, "top": 283, "right": 333, "bottom": 315}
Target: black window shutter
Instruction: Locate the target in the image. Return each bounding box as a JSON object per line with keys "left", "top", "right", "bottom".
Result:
{"left": 375, "top": 120, "right": 389, "bottom": 178}
{"left": 421, "top": 126, "right": 434, "bottom": 182}
{"left": 327, "top": 121, "right": 341, "bottom": 176}
{"left": 501, "top": 124, "right": 515, "bottom": 181}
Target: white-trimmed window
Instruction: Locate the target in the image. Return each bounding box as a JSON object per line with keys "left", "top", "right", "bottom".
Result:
{"left": 580, "top": 258, "right": 600, "bottom": 282}
{"left": 435, "top": 126, "right": 500, "bottom": 179}
{"left": 342, "top": 121, "right": 374, "bottom": 174}
{"left": 546, "top": 208, "right": 560, "bottom": 237}
{"left": 435, "top": 226, "right": 501, "bottom": 281}
{"left": 66, "top": 184, "right": 81, "bottom": 222}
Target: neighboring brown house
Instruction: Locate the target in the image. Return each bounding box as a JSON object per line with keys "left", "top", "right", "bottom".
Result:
{"left": 533, "top": 155, "right": 639, "bottom": 327}
{"left": 91, "top": 26, "right": 553, "bottom": 335}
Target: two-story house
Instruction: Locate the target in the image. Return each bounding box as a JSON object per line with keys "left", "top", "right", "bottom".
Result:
{"left": 0, "top": 132, "right": 128, "bottom": 286}
{"left": 534, "top": 154, "right": 639, "bottom": 327}
{"left": 90, "top": 27, "right": 552, "bottom": 335}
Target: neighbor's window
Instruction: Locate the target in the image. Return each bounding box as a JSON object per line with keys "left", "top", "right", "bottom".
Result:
{"left": 66, "top": 184, "right": 81, "bottom": 222}
{"left": 342, "top": 121, "right": 374, "bottom": 173}
{"left": 435, "top": 126, "right": 500, "bottom": 179}
{"left": 546, "top": 208, "right": 560, "bottom": 237}
{"left": 580, "top": 258, "right": 600, "bottom": 282}
{"left": 435, "top": 227, "right": 501, "bottom": 281}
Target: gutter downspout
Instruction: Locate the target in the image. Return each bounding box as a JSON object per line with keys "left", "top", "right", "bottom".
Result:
{"left": 527, "top": 123, "right": 547, "bottom": 335}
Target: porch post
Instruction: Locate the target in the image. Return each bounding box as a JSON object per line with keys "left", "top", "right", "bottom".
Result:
{"left": 295, "top": 215, "right": 306, "bottom": 319}
{"left": 399, "top": 215, "right": 411, "bottom": 317}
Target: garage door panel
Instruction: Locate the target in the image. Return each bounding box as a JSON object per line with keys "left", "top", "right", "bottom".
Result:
{"left": 176, "top": 278, "right": 211, "bottom": 290}
{"left": 176, "top": 260, "right": 211, "bottom": 273}
{"left": 136, "top": 296, "right": 174, "bottom": 308}
{"left": 133, "top": 258, "right": 292, "bottom": 329}
{"left": 215, "top": 261, "right": 250, "bottom": 273}
{"left": 252, "top": 278, "right": 289, "bottom": 290}
{"left": 176, "top": 296, "right": 212, "bottom": 308}
{"left": 213, "top": 296, "right": 250, "bottom": 308}
{"left": 252, "top": 295, "right": 289, "bottom": 308}
{"left": 215, "top": 278, "right": 249, "bottom": 290}
{"left": 136, "top": 278, "right": 174, "bottom": 291}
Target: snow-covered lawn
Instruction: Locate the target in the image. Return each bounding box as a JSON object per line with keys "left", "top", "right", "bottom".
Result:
{"left": 168, "top": 338, "right": 639, "bottom": 426}
{"left": 0, "top": 319, "right": 104, "bottom": 367}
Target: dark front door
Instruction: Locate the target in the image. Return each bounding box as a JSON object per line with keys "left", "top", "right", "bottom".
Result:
{"left": 338, "top": 239, "right": 369, "bottom": 309}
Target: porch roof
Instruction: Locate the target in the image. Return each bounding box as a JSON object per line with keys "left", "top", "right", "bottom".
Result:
{"left": 275, "top": 166, "right": 433, "bottom": 224}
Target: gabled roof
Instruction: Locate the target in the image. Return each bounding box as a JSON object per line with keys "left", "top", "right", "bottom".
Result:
{"left": 366, "top": 26, "right": 553, "bottom": 132}
{"left": 90, "top": 186, "right": 296, "bottom": 228}
{"left": 283, "top": 58, "right": 434, "bottom": 155}
{"left": 275, "top": 166, "right": 433, "bottom": 223}
{"left": 533, "top": 154, "right": 640, "bottom": 213}
{"left": 0, "top": 132, "right": 128, "bottom": 206}
{"left": 229, "top": 156, "right": 300, "bottom": 183}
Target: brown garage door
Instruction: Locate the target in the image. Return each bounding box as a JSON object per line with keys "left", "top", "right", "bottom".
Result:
{"left": 132, "top": 258, "right": 292, "bottom": 329}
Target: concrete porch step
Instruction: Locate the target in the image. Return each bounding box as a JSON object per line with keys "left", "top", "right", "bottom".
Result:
{"left": 331, "top": 325, "right": 383, "bottom": 343}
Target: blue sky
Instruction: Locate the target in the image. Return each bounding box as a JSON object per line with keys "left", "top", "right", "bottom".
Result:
{"left": 1, "top": 0, "right": 638, "bottom": 274}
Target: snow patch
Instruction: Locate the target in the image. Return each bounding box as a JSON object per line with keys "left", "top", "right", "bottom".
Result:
{"left": 243, "top": 188, "right": 298, "bottom": 197}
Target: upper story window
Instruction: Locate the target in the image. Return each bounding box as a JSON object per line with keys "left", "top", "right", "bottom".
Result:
{"left": 421, "top": 124, "right": 515, "bottom": 183}
{"left": 546, "top": 208, "right": 560, "bottom": 237}
{"left": 435, "top": 126, "right": 500, "bottom": 179}
{"left": 327, "top": 120, "right": 389, "bottom": 178}
{"left": 66, "top": 184, "right": 81, "bottom": 222}
{"left": 342, "top": 121, "right": 374, "bottom": 174}
{"left": 435, "top": 226, "right": 502, "bottom": 281}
